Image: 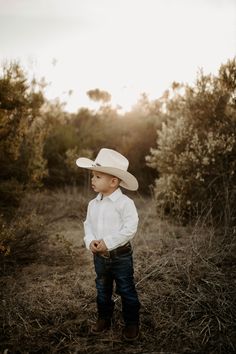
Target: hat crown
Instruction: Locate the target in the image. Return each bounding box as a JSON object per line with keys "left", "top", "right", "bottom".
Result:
{"left": 95, "top": 148, "right": 129, "bottom": 171}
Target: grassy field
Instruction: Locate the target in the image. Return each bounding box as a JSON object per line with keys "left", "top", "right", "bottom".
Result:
{"left": 0, "top": 188, "right": 235, "bottom": 353}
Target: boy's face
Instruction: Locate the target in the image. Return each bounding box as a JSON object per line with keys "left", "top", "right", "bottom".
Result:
{"left": 91, "top": 171, "right": 120, "bottom": 196}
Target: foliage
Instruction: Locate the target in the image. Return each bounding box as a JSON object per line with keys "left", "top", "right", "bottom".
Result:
{"left": 43, "top": 104, "right": 160, "bottom": 192}
{"left": 2, "top": 58, "right": 236, "bottom": 220}
{"left": 0, "top": 62, "right": 47, "bottom": 215}
{"left": 147, "top": 58, "right": 236, "bottom": 223}
{"left": 86, "top": 88, "right": 111, "bottom": 103}
{"left": 0, "top": 212, "right": 45, "bottom": 268}
{"left": 0, "top": 62, "right": 164, "bottom": 197}
{"left": 42, "top": 106, "right": 94, "bottom": 187}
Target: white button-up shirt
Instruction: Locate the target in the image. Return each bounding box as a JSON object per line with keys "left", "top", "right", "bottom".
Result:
{"left": 83, "top": 188, "right": 139, "bottom": 251}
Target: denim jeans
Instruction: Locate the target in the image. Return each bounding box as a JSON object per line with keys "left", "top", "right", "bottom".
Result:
{"left": 93, "top": 250, "right": 140, "bottom": 325}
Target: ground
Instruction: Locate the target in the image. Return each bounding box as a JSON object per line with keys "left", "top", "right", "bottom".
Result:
{"left": 0, "top": 188, "right": 235, "bottom": 353}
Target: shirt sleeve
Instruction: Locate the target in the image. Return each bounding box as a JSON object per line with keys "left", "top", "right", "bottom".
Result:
{"left": 102, "top": 199, "right": 139, "bottom": 251}
{"left": 83, "top": 202, "right": 96, "bottom": 250}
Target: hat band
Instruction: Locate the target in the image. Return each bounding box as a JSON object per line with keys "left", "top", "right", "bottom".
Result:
{"left": 92, "top": 163, "right": 101, "bottom": 167}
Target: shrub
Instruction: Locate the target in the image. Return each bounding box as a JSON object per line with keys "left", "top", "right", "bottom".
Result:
{"left": 146, "top": 58, "right": 236, "bottom": 223}
{"left": 0, "top": 213, "right": 45, "bottom": 272}
{"left": 0, "top": 62, "right": 47, "bottom": 216}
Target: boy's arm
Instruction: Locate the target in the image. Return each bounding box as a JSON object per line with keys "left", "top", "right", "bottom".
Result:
{"left": 102, "top": 199, "right": 139, "bottom": 251}
{"left": 83, "top": 203, "right": 97, "bottom": 250}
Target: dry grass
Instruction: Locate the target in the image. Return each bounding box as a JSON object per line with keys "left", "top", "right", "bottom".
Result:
{"left": 0, "top": 188, "right": 235, "bottom": 353}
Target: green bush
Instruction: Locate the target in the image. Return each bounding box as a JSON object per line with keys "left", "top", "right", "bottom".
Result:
{"left": 43, "top": 105, "right": 159, "bottom": 192}
{"left": 0, "top": 62, "right": 47, "bottom": 216}
{"left": 43, "top": 108, "right": 94, "bottom": 187}
{"left": 146, "top": 58, "right": 236, "bottom": 224}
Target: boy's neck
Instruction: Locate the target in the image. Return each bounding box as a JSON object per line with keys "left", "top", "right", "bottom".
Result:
{"left": 102, "top": 186, "right": 119, "bottom": 198}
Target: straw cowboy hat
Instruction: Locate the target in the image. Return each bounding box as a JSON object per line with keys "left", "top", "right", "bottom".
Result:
{"left": 76, "top": 148, "right": 138, "bottom": 191}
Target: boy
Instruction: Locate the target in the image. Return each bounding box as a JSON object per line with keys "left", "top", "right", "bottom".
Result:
{"left": 76, "top": 148, "right": 141, "bottom": 341}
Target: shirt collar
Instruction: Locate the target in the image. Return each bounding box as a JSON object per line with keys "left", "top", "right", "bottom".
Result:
{"left": 108, "top": 188, "right": 123, "bottom": 201}
{"left": 95, "top": 188, "right": 123, "bottom": 202}
{"left": 95, "top": 193, "right": 103, "bottom": 201}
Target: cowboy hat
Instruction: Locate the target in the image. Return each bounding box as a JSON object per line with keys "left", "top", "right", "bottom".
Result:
{"left": 76, "top": 148, "right": 138, "bottom": 191}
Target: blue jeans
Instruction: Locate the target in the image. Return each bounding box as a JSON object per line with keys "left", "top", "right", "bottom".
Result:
{"left": 93, "top": 251, "right": 140, "bottom": 325}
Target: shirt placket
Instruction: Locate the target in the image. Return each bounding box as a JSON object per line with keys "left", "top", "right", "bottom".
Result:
{"left": 97, "top": 199, "right": 105, "bottom": 239}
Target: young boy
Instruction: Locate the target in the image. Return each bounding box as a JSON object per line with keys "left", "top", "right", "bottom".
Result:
{"left": 76, "top": 148, "right": 141, "bottom": 341}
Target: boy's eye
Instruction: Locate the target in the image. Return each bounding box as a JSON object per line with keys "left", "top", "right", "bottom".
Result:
{"left": 92, "top": 174, "right": 100, "bottom": 179}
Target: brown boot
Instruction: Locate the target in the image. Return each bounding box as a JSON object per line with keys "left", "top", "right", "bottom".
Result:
{"left": 122, "top": 324, "right": 140, "bottom": 341}
{"left": 91, "top": 318, "right": 111, "bottom": 334}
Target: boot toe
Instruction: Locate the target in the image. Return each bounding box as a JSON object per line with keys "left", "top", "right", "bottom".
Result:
{"left": 91, "top": 318, "right": 111, "bottom": 334}
{"left": 122, "top": 324, "right": 140, "bottom": 341}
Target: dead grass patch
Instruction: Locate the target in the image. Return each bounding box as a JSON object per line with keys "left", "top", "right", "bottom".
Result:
{"left": 0, "top": 189, "right": 235, "bottom": 353}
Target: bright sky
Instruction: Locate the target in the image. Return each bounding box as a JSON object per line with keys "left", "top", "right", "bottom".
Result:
{"left": 0, "top": 0, "right": 235, "bottom": 112}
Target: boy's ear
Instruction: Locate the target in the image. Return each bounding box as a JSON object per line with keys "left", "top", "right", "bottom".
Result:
{"left": 111, "top": 177, "right": 120, "bottom": 187}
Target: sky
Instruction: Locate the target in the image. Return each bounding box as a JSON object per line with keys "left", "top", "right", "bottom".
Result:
{"left": 0, "top": 0, "right": 236, "bottom": 112}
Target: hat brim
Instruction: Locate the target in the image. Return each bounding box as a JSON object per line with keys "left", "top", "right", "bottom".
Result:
{"left": 76, "top": 157, "right": 138, "bottom": 191}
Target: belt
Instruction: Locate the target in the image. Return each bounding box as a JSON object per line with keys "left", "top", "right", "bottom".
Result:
{"left": 99, "top": 242, "right": 132, "bottom": 259}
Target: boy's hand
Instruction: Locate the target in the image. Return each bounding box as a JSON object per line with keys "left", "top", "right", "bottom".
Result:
{"left": 96, "top": 239, "right": 108, "bottom": 253}
{"left": 89, "top": 240, "right": 101, "bottom": 254}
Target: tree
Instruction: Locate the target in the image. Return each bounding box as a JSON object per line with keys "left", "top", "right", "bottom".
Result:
{"left": 86, "top": 88, "right": 111, "bottom": 103}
